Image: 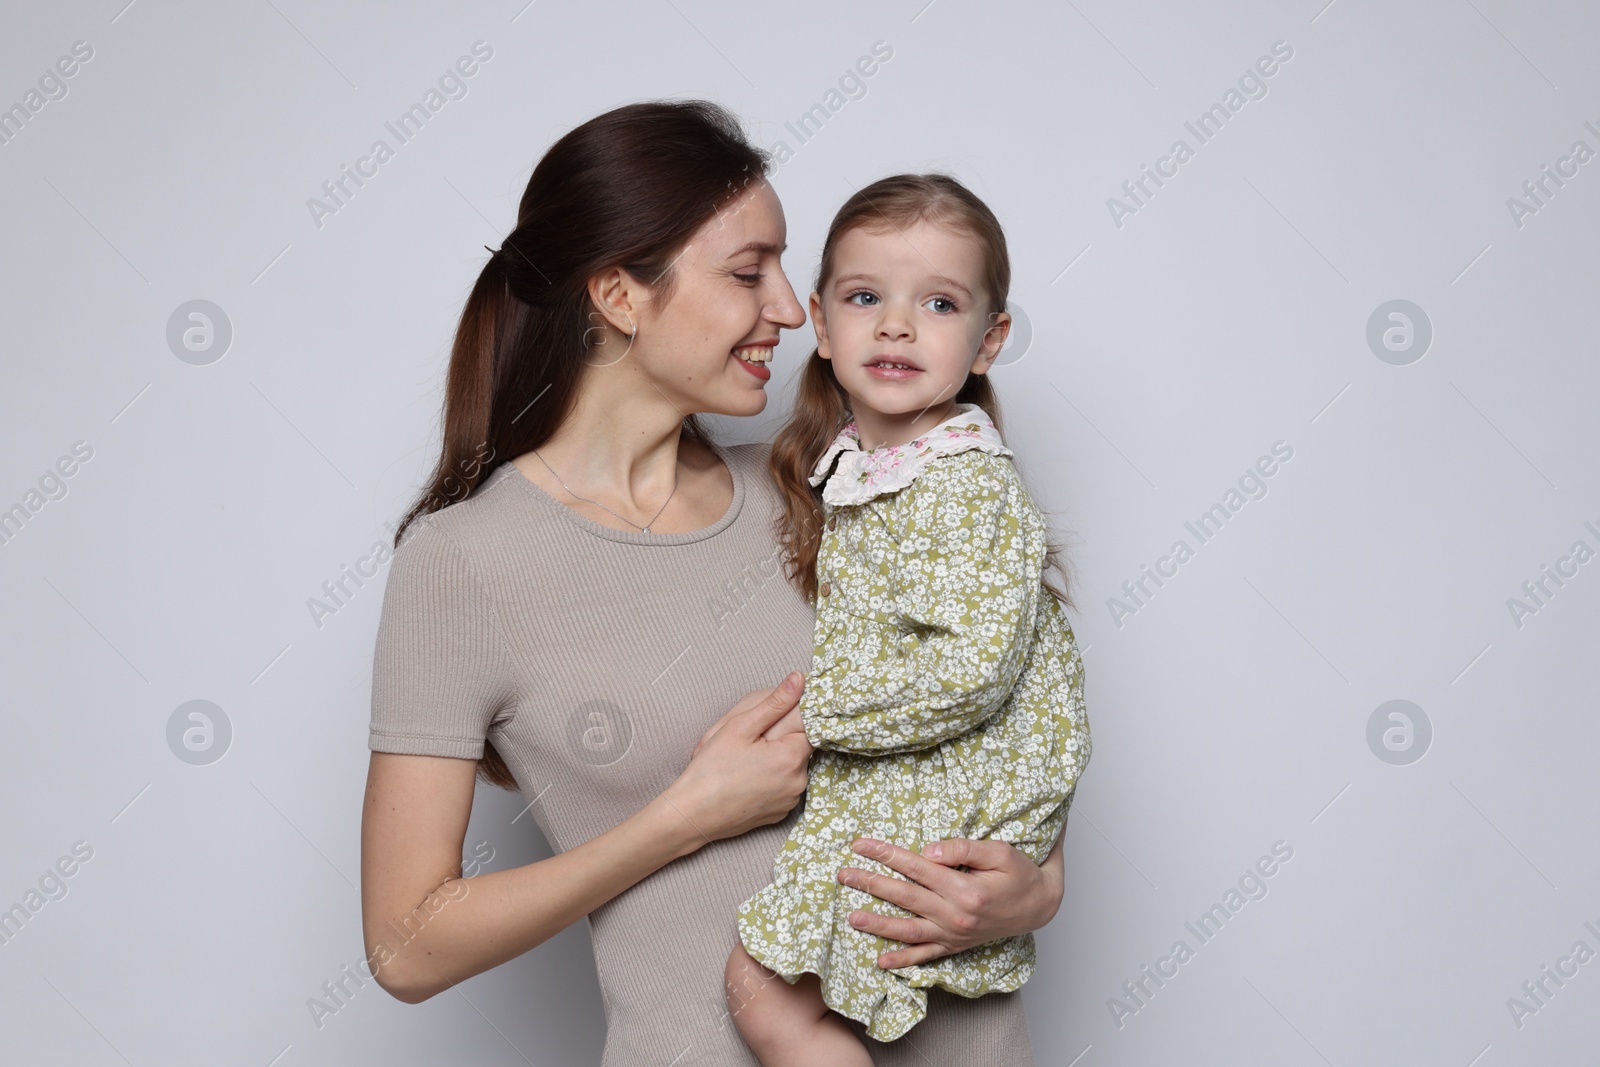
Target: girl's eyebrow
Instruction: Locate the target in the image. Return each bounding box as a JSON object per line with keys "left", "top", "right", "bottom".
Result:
{"left": 832, "top": 272, "right": 973, "bottom": 298}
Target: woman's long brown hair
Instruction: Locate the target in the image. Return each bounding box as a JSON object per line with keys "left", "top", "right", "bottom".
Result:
{"left": 768, "top": 174, "right": 1077, "bottom": 613}
{"left": 393, "top": 101, "right": 769, "bottom": 790}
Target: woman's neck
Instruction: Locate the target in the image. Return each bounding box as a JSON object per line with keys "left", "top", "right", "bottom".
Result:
{"left": 529, "top": 375, "right": 687, "bottom": 505}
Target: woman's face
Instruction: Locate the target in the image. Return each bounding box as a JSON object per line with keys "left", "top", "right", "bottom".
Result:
{"left": 632, "top": 180, "right": 806, "bottom": 417}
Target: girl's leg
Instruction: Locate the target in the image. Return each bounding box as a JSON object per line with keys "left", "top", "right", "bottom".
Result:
{"left": 725, "top": 943, "right": 872, "bottom": 1067}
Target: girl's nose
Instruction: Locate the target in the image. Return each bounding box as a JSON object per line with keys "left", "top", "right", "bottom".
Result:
{"left": 876, "top": 305, "right": 913, "bottom": 341}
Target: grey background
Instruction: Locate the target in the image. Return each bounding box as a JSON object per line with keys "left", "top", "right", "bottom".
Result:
{"left": 2, "top": 1, "right": 1596, "bottom": 1064}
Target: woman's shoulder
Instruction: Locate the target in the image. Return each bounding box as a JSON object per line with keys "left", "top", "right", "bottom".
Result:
{"left": 715, "top": 439, "right": 780, "bottom": 502}
{"left": 387, "top": 465, "right": 530, "bottom": 565}
{"left": 718, "top": 438, "right": 772, "bottom": 470}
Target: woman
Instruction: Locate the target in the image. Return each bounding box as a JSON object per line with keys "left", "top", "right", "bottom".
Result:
{"left": 360, "top": 100, "right": 1068, "bottom": 1066}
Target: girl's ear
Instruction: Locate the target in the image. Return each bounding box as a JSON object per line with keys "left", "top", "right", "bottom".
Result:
{"left": 810, "top": 291, "right": 832, "bottom": 360}
{"left": 972, "top": 309, "right": 1011, "bottom": 375}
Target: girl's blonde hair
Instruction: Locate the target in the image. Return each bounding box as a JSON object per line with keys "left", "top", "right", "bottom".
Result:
{"left": 767, "top": 173, "right": 1076, "bottom": 611}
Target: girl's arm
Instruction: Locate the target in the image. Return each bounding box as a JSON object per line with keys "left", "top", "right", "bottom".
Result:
{"left": 361, "top": 677, "right": 812, "bottom": 1003}
{"left": 803, "top": 454, "right": 1044, "bottom": 755}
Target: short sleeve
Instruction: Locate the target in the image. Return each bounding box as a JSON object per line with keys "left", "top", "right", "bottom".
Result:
{"left": 368, "top": 516, "right": 514, "bottom": 760}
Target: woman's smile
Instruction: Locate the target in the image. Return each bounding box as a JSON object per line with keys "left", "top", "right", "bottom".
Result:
{"left": 732, "top": 341, "right": 775, "bottom": 381}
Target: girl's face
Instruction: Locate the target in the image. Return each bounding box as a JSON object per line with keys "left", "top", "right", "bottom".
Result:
{"left": 811, "top": 219, "right": 1009, "bottom": 441}
{"left": 626, "top": 179, "right": 806, "bottom": 418}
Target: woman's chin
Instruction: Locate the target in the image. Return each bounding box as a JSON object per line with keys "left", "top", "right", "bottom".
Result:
{"left": 717, "top": 372, "right": 772, "bottom": 414}
{"left": 684, "top": 386, "right": 768, "bottom": 421}
{"left": 724, "top": 388, "right": 769, "bottom": 417}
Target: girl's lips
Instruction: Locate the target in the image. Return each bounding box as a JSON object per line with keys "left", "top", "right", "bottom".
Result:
{"left": 864, "top": 363, "right": 920, "bottom": 381}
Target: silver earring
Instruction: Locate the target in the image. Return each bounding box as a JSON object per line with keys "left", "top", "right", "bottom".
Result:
{"left": 584, "top": 316, "right": 638, "bottom": 369}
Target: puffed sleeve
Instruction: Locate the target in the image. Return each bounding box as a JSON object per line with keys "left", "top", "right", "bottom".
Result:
{"left": 368, "top": 516, "right": 515, "bottom": 760}
{"left": 802, "top": 452, "right": 1044, "bottom": 756}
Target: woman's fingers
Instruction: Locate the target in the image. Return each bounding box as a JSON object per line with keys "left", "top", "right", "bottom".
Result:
{"left": 837, "top": 837, "right": 1040, "bottom": 965}
{"left": 740, "top": 672, "right": 805, "bottom": 738}
{"left": 691, "top": 709, "right": 736, "bottom": 758}
{"left": 918, "top": 836, "right": 1021, "bottom": 873}
{"left": 847, "top": 837, "right": 971, "bottom": 901}
{"left": 693, "top": 673, "right": 804, "bottom": 756}
{"left": 837, "top": 863, "right": 944, "bottom": 924}
{"left": 875, "top": 938, "right": 958, "bottom": 969}
{"left": 843, "top": 904, "right": 934, "bottom": 949}
{"left": 760, "top": 703, "right": 805, "bottom": 742}
{"left": 690, "top": 712, "right": 730, "bottom": 760}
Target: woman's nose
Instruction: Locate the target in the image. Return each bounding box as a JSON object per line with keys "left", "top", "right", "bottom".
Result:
{"left": 766, "top": 272, "right": 806, "bottom": 329}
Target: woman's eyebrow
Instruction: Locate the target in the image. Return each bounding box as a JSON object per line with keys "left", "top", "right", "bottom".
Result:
{"left": 725, "top": 240, "right": 786, "bottom": 259}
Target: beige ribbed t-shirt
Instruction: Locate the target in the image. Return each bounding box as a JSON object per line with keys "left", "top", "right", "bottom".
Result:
{"left": 368, "top": 440, "right": 1038, "bottom": 1066}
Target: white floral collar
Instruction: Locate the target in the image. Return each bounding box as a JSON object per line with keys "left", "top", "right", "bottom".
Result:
{"left": 808, "top": 402, "right": 1013, "bottom": 507}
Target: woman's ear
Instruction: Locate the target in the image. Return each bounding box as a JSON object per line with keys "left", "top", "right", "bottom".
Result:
{"left": 810, "top": 291, "right": 831, "bottom": 360}
{"left": 587, "top": 267, "right": 644, "bottom": 337}
{"left": 972, "top": 309, "right": 1011, "bottom": 375}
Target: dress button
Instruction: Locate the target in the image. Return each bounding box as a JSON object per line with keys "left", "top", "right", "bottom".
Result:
{"left": 820, "top": 581, "right": 831, "bottom": 597}
{"left": 827, "top": 516, "right": 837, "bottom": 531}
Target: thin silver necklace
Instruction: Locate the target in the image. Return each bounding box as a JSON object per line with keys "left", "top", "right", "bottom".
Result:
{"left": 530, "top": 449, "right": 678, "bottom": 534}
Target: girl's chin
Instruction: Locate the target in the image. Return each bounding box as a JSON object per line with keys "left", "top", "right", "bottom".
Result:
{"left": 842, "top": 389, "right": 944, "bottom": 417}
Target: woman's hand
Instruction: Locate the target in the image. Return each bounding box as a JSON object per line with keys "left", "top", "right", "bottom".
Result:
{"left": 665, "top": 672, "right": 814, "bottom": 847}
{"left": 690, "top": 674, "right": 807, "bottom": 756}
{"left": 837, "top": 832, "right": 1066, "bottom": 969}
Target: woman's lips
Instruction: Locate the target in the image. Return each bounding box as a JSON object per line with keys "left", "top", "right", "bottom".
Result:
{"left": 732, "top": 344, "right": 773, "bottom": 381}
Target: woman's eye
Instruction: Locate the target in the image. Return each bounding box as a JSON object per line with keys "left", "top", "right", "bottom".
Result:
{"left": 925, "top": 296, "right": 957, "bottom": 313}
{"left": 846, "top": 291, "right": 879, "bottom": 306}
{"left": 733, "top": 271, "right": 763, "bottom": 284}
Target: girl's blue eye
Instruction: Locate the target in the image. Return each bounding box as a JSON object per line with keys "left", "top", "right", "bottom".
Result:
{"left": 926, "top": 296, "right": 957, "bottom": 313}
{"left": 846, "top": 291, "right": 879, "bottom": 306}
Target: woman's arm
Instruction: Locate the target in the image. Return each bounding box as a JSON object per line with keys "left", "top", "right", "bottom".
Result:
{"left": 362, "top": 752, "right": 702, "bottom": 1003}
{"left": 802, "top": 456, "right": 1045, "bottom": 755}
{"left": 360, "top": 675, "right": 812, "bottom": 1003}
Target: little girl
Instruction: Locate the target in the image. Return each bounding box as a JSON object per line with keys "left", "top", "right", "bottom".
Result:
{"left": 724, "top": 174, "right": 1092, "bottom": 1063}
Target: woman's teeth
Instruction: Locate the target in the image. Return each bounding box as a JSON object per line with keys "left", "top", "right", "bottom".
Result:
{"left": 734, "top": 347, "right": 774, "bottom": 364}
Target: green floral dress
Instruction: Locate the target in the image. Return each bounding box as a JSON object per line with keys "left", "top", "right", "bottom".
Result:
{"left": 736, "top": 403, "right": 1092, "bottom": 1042}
